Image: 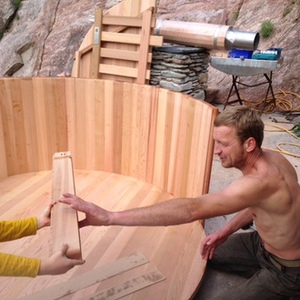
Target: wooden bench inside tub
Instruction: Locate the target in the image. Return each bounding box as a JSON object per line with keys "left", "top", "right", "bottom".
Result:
{"left": 0, "top": 77, "right": 218, "bottom": 300}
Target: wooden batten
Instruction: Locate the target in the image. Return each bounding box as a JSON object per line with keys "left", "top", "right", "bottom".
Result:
{"left": 50, "top": 152, "right": 82, "bottom": 260}
{"left": 89, "top": 9, "right": 103, "bottom": 79}
{"left": 137, "top": 9, "right": 152, "bottom": 83}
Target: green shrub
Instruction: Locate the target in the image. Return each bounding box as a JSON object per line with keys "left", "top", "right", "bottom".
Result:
{"left": 260, "top": 20, "right": 275, "bottom": 39}
{"left": 283, "top": 6, "right": 293, "bottom": 17}
{"left": 227, "top": 12, "right": 239, "bottom": 25}
{"left": 11, "top": 0, "right": 22, "bottom": 8}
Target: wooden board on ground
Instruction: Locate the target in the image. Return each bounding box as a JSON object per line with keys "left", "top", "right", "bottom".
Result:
{"left": 51, "top": 152, "right": 82, "bottom": 260}
{"left": 20, "top": 252, "right": 151, "bottom": 300}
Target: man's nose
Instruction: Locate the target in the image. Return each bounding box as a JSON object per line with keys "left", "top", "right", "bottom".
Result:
{"left": 214, "top": 145, "right": 221, "bottom": 154}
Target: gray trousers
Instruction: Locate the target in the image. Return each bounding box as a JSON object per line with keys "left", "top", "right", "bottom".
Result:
{"left": 208, "top": 231, "right": 300, "bottom": 300}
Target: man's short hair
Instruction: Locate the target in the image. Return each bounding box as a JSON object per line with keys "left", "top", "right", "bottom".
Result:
{"left": 214, "top": 106, "right": 264, "bottom": 148}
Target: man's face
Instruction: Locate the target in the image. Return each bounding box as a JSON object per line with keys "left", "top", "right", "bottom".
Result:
{"left": 213, "top": 125, "right": 245, "bottom": 169}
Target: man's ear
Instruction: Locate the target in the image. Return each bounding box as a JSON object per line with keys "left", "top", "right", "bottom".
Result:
{"left": 244, "top": 137, "right": 256, "bottom": 152}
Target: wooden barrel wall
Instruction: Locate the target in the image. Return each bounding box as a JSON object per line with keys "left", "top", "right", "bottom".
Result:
{"left": 0, "top": 78, "right": 68, "bottom": 178}
{"left": 0, "top": 77, "right": 218, "bottom": 197}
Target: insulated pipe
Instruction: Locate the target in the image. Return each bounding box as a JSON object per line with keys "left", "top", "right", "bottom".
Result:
{"left": 155, "top": 19, "right": 260, "bottom": 51}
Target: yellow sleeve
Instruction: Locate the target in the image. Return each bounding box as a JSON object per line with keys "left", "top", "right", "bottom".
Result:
{"left": 0, "top": 252, "right": 41, "bottom": 277}
{"left": 0, "top": 217, "right": 38, "bottom": 242}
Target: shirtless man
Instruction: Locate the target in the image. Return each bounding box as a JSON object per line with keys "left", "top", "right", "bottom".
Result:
{"left": 59, "top": 106, "right": 300, "bottom": 299}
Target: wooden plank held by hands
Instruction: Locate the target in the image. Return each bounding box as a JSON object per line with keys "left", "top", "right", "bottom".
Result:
{"left": 50, "top": 152, "right": 82, "bottom": 260}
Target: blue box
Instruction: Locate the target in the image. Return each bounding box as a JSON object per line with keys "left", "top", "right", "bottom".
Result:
{"left": 252, "top": 48, "right": 282, "bottom": 61}
{"left": 229, "top": 49, "right": 253, "bottom": 59}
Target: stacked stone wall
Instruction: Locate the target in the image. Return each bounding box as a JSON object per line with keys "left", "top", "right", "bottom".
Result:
{"left": 150, "top": 46, "right": 209, "bottom": 100}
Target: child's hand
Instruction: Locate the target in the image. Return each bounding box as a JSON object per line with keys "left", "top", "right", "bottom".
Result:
{"left": 37, "top": 202, "right": 55, "bottom": 229}
{"left": 39, "top": 244, "right": 85, "bottom": 275}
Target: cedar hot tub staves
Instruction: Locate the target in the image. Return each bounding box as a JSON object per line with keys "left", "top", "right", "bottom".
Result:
{"left": 0, "top": 77, "right": 218, "bottom": 300}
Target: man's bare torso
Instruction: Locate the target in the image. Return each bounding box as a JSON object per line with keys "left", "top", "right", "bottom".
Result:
{"left": 248, "top": 150, "right": 300, "bottom": 260}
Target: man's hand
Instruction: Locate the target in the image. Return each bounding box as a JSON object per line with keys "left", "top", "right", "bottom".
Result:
{"left": 200, "top": 229, "right": 229, "bottom": 260}
{"left": 59, "top": 193, "right": 112, "bottom": 228}
{"left": 37, "top": 203, "right": 55, "bottom": 229}
{"left": 39, "top": 244, "right": 85, "bottom": 275}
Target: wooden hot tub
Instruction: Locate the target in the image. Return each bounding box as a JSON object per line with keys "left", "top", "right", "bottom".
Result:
{"left": 0, "top": 77, "right": 218, "bottom": 299}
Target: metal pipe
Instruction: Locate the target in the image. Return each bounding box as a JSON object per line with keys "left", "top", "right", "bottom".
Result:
{"left": 155, "top": 19, "right": 260, "bottom": 51}
{"left": 225, "top": 29, "right": 260, "bottom": 50}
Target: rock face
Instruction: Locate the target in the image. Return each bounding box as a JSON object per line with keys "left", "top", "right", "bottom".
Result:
{"left": 0, "top": 0, "right": 299, "bottom": 107}
{"left": 0, "top": 0, "right": 101, "bottom": 77}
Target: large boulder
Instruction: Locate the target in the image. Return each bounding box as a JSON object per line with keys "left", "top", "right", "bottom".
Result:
{"left": 0, "top": 0, "right": 299, "bottom": 109}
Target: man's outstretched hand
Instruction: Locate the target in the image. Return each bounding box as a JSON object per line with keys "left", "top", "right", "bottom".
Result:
{"left": 59, "top": 193, "right": 112, "bottom": 228}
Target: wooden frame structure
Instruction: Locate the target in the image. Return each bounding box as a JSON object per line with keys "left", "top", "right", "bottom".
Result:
{"left": 0, "top": 77, "right": 218, "bottom": 299}
{"left": 73, "top": 0, "right": 162, "bottom": 84}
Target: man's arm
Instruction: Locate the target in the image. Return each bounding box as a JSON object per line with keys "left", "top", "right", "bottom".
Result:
{"left": 59, "top": 193, "right": 204, "bottom": 227}
{"left": 58, "top": 172, "right": 266, "bottom": 227}
{"left": 59, "top": 180, "right": 258, "bottom": 228}
{"left": 200, "top": 208, "right": 254, "bottom": 260}
{"left": 221, "top": 208, "right": 254, "bottom": 235}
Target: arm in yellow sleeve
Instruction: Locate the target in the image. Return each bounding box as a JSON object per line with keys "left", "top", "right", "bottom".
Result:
{"left": 0, "top": 212, "right": 85, "bottom": 277}
{"left": 0, "top": 252, "right": 40, "bottom": 277}
{"left": 0, "top": 217, "right": 40, "bottom": 277}
{"left": 0, "top": 217, "right": 38, "bottom": 242}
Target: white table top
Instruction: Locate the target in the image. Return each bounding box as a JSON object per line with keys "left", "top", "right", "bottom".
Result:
{"left": 210, "top": 56, "right": 282, "bottom": 76}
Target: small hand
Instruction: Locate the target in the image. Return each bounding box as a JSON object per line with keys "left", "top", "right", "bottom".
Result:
{"left": 39, "top": 244, "right": 85, "bottom": 275}
{"left": 37, "top": 203, "right": 55, "bottom": 229}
